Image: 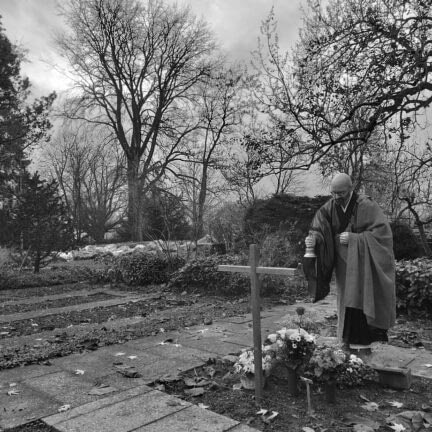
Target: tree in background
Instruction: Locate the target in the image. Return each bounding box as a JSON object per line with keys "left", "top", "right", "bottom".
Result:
{"left": 254, "top": 0, "right": 432, "bottom": 173}
{"left": 173, "top": 66, "right": 246, "bottom": 242}
{"left": 143, "top": 186, "right": 191, "bottom": 241}
{"left": 1, "top": 172, "right": 74, "bottom": 272}
{"left": 0, "top": 18, "right": 55, "bottom": 194}
{"left": 56, "top": 0, "right": 217, "bottom": 241}
{"left": 42, "top": 122, "right": 126, "bottom": 243}
{"left": 207, "top": 201, "right": 246, "bottom": 252}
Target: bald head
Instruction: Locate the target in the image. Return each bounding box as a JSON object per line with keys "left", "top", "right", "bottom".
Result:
{"left": 331, "top": 173, "right": 352, "bottom": 190}
{"left": 330, "top": 173, "right": 353, "bottom": 207}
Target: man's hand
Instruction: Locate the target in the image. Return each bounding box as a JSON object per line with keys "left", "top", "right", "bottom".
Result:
{"left": 339, "top": 232, "right": 349, "bottom": 245}
{"left": 305, "top": 235, "right": 316, "bottom": 248}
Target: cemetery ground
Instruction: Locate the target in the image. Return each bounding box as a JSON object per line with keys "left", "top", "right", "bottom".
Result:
{"left": 0, "top": 259, "right": 432, "bottom": 431}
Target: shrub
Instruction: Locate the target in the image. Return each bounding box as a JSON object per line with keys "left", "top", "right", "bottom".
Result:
{"left": 168, "top": 254, "right": 251, "bottom": 296}
{"left": 395, "top": 258, "right": 432, "bottom": 314}
{"left": 110, "top": 252, "right": 185, "bottom": 286}
{"left": 391, "top": 221, "right": 423, "bottom": 260}
{"left": 208, "top": 202, "right": 246, "bottom": 253}
{"left": 259, "top": 230, "right": 306, "bottom": 295}
{"left": 244, "top": 194, "right": 330, "bottom": 264}
{"left": 0, "top": 265, "right": 94, "bottom": 290}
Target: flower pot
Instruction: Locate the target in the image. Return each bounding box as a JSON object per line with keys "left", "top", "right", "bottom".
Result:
{"left": 324, "top": 380, "right": 336, "bottom": 404}
{"left": 287, "top": 367, "right": 299, "bottom": 396}
{"left": 240, "top": 374, "right": 265, "bottom": 390}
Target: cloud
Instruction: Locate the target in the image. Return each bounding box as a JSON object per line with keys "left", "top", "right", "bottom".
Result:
{"left": 176, "top": 0, "right": 304, "bottom": 60}
{"left": 0, "top": 0, "right": 306, "bottom": 95}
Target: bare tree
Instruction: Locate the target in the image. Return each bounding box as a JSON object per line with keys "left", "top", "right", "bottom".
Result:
{"left": 254, "top": 1, "right": 432, "bottom": 169}
{"left": 42, "top": 123, "right": 126, "bottom": 243}
{"left": 55, "top": 0, "right": 217, "bottom": 240}
{"left": 183, "top": 66, "right": 246, "bottom": 241}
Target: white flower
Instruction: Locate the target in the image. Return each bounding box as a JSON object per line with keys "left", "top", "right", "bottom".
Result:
{"left": 347, "top": 367, "right": 353, "bottom": 373}
{"left": 349, "top": 354, "right": 363, "bottom": 365}
{"left": 267, "top": 334, "right": 277, "bottom": 343}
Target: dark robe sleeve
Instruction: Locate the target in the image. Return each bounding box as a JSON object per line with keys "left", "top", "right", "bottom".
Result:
{"left": 303, "top": 203, "right": 335, "bottom": 302}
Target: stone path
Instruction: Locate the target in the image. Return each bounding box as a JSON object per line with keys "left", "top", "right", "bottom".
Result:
{"left": 0, "top": 291, "right": 431, "bottom": 431}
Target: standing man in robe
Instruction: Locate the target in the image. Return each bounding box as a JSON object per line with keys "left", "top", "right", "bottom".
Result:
{"left": 305, "top": 173, "right": 396, "bottom": 353}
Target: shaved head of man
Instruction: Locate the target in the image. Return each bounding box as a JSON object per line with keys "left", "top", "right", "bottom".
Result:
{"left": 330, "top": 173, "right": 353, "bottom": 207}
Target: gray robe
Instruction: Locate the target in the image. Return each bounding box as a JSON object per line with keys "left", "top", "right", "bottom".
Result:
{"left": 311, "top": 194, "right": 396, "bottom": 341}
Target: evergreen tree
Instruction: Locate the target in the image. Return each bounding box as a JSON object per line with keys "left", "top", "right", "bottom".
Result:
{"left": 0, "top": 17, "right": 55, "bottom": 191}
{"left": 2, "top": 172, "right": 74, "bottom": 272}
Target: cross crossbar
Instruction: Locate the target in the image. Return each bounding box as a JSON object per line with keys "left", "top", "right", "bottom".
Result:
{"left": 218, "top": 265, "right": 298, "bottom": 276}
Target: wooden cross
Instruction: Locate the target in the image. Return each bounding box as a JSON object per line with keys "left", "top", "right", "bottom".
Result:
{"left": 218, "top": 244, "right": 300, "bottom": 404}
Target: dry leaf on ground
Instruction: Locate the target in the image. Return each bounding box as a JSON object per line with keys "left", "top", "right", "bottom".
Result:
{"left": 361, "top": 402, "right": 379, "bottom": 412}
{"left": 184, "top": 387, "right": 205, "bottom": 396}
{"left": 58, "top": 404, "right": 71, "bottom": 412}
{"left": 388, "top": 401, "right": 404, "bottom": 408}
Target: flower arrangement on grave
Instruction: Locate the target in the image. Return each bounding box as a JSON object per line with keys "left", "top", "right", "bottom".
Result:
{"left": 336, "top": 354, "right": 378, "bottom": 387}
{"left": 233, "top": 346, "right": 275, "bottom": 378}
{"left": 307, "top": 344, "right": 347, "bottom": 383}
{"left": 265, "top": 327, "right": 316, "bottom": 372}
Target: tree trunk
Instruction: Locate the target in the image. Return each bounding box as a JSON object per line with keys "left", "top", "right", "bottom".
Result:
{"left": 127, "top": 158, "right": 143, "bottom": 241}
{"left": 417, "top": 223, "right": 432, "bottom": 257}
{"left": 196, "top": 165, "right": 208, "bottom": 241}
{"left": 34, "top": 251, "right": 41, "bottom": 273}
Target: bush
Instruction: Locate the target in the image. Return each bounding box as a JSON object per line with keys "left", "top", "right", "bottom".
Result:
{"left": 395, "top": 258, "right": 432, "bottom": 314}
{"left": 244, "top": 194, "right": 330, "bottom": 263}
{"left": 0, "top": 265, "right": 95, "bottom": 290}
{"left": 168, "top": 254, "right": 251, "bottom": 296}
{"left": 259, "top": 230, "right": 306, "bottom": 295}
{"left": 391, "top": 221, "right": 423, "bottom": 260}
{"left": 109, "top": 252, "right": 185, "bottom": 286}
{"left": 208, "top": 202, "right": 246, "bottom": 253}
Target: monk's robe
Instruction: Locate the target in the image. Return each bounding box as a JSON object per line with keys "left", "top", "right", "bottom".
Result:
{"left": 309, "top": 193, "right": 396, "bottom": 345}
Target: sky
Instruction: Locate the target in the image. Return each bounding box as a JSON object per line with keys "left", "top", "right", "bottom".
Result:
{"left": 0, "top": 0, "right": 306, "bottom": 97}
{"left": 0, "top": 0, "right": 326, "bottom": 195}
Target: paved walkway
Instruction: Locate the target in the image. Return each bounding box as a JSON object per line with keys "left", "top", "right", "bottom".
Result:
{"left": 0, "top": 293, "right": 431, "bottom": 431}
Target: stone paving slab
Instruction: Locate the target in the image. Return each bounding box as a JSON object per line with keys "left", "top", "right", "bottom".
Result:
{"left": 91, "top": 373, "right": 150, "bottom": 391}
{"left": 47, "top": 389, "right": 191, "bottom": 432}
{"left": 121, "top": 331, "right": 184, "bottom": 350}
{"left": 135, "top": 403, "right": 239, "bottom": 432}
{"left": 144, "top": 342, "right": 213, "bottom": 363}
{"left": 44, "top": 385, "right": 153, "bottom": 426}
{"left": 229, "top": 425, "right": 262, "bottom": 432}
{"left": 50, "top": 349, "right": 159, "bottom": 380}
{"left": 0, "top": 381, "right": 61, "bottom": 429}
{"left": 127, "top": 357, "right": 206, "bottom": 383}
{"left": 0, "top": 363, "right": 61, "bottom": 384}
{"left": 179, "top": 335, "right": 243, "bottom": 356}
{"left": 24, "top": 371, "right": 103, "bottom": 407}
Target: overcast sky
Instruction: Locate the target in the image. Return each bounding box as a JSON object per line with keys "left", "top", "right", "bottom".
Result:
{"left": 0, "top": 0, "right": 306, "bottom": 97}
{"left": 0, "top": 0, "right": 327, "bottom": 195}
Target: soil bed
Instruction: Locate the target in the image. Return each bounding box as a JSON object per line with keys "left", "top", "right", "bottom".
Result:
{"left": 158, "top": 359, "right": 432, "bottom": 431}
{"left": 0, "top": 292, "right": 117, "bottom": 314}
{"left": 0, "top": 282, "right": 103, "bottom": 301}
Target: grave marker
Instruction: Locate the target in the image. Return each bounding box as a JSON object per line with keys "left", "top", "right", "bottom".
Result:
{"left": 218, "top": 244, "right": 300, "bottom": 403}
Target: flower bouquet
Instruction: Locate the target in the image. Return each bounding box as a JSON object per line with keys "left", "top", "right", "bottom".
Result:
{"left": 337, "top": 354, "right": 377, "bottom": 388}
{"left": 308, "top": 344, "right": 346, "bottom": 382}
{"left": 266, "top": 327, "right": 316, "bottom": 372}
{"left": 233, "top": 346, "right": 275, "bottom": 389}
{"left": 308, "top": 344, "right": 347, "bottom": 403}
